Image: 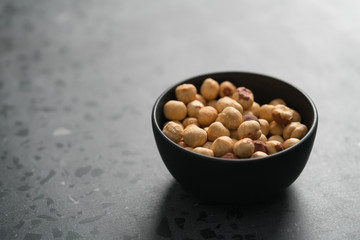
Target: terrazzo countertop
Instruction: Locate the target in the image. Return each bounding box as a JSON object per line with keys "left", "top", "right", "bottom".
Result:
{"left": 1, "top": 0, "right": 360, "bottom": 239}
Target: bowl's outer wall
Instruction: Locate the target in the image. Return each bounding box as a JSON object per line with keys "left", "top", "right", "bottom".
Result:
{"left": 152, "top": 72, "right": 318, "bottom": 201}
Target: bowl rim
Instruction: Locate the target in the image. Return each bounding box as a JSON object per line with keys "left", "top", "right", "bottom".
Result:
{"left": 152, "top": 71, "right": 318, "bottom": 163}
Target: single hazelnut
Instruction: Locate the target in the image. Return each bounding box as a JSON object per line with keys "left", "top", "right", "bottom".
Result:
{"left": 291, "top": 109, "right": 302, "bottom": 122}
{"left": 242, "top": 114, "right": 259, "bottom": 123}
{"left": 207, "top": 122, "right": 230, "bottom": 141}
{"left": 258, "top": 119, "right": 270, "bottom": 136}
{"left": 283, "top": 122, "right": 308, "bottom": 140}
{"left": 163, "top": 100, "right": 187, "bottom": 121}
{"left": 164, "top": 120, "right": 183, "bottom": 129}
{"left": 233, "top": 138, "right": 255, "bottom": 158}
{"left": 182, "top": 117, "right": 199, "bottom": 128}
{"left": 250, "top": 102, "right": 260, "bottom": 117}
{"left": 207, "top": 100, "right": 217, "bottom": 109}
{"left": 237, "top": 120, "right": 262, "bottom": 140}
{"left": 232, "top": 87, "right": 254, "bottom": 110}
{"left": 175, "top": 84, "right": 197, "bottom": 104}
{"left": 268, "top": 135, "right": 284, "bottom": 143}
{"left": 243, "top": 110, "right": 254, "bottom": 116}
{"left": 220, "top": 153, "right": 238, "bottom": 159}
{"left": 162, "top": 121, "right": 184, "bottom": 143}
{"left": 183, "top": 125, "right": 207, "bottom": 147}
{"left": 215, "top": 96, "right": 243, "bottom": 113}
{"left": 216, "top": 106, "right": 243, "bottom": 130}
{"left": 202, "top": 141, "right": 213, "bottom": 149}
{"left": 195, "top": 94, "right": 207, "bottom": 105}
{"left": 269, "top": 98, "right": 286, "bottom": 106}
{"left": 178, "top": 141, "right": 187, "bottom": 148}
{"left": 198, "top": 106, "right": 218, "bottom": 126}
{"left": 269, "top": 121, "right": 284, "bottom": 136}
{"left": 283, "top": 138, "right": 300, "bottom": 149}
{"left": 251, "top": 151, "right": 268, "bottom": 158}
{"left": 265, "top": 140, "right": 284, "bottom": 155}
{"left": 258, "top": 134, "right": 267, "bottom": 143}
{"left": 219, "top": 81, "right": 236, "bottom": 97}
{"left": 259, "top": 104, "right": 274, "bottom": 122}
{"left": 187, "top": 100, "right": 204, "bottom": 117}
{"left": 193, "top": 147, "right": 214, "bottom": 157}
{"left": 272, "top": 104, "right": 294, "bottom": 125}
{"left": 210, "top": 136, "right": 234, "bottom": 157}
{"left": 253, "top": 140, "right": 268, "bottom": 153}
{"left": 200, "top": 78, "right": 220, "bottom": 101}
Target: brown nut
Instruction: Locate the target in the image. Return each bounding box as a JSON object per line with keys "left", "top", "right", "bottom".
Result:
{"left": 193, "top": 147, "right": 214, "bottom": 157}
{"left": 268, "top": 135, "right": 284, "bottom": 143}
{"left": 237, "top": 120, "right": 262, "bottom": 140}
{"left": 259, "top": 104, "right": 274, "bottom": 123}
{"left": 250, "top": 102, "right": 260, "bottom": 117}
{"left": 233, "top": 138, "right": 255, "bottom": 158}
{"left": 291, "top": 109, "right": 302, "bottom": 122}
{"left": 272, "top": 105, "right": 294, "bottom": 125}
{"left": 283, "top": 122, "right": 308, "bottom": 140}
{"left": 258, "top": 134, "right": 267, "bottom": 142}
{"left": 253, "top": 140, "right": 268, "bottom": 153}
{"left": 269, "top": 121, "right": 284, "bottom": 136}
{"left": 258, "top": 119, "right": 270, "bottom": 136}
{"left": 210, "top": 136, "right": 234, "bottom": 157}
{"left": 182, "top": 117, "right": 199, "bottom": 128}
{"left": 242, "top": 110, "right": 254, "bottom": 116}
{"left": 183, "top": 125, "right": 207, "bottom": 148}
{"left": 178, "top": 141, "right": 187, "bottom": 148}
{"left": 265, "top": 140, "right": 284, "bottom": 155}
{"left": 162, "top": 121, "right": 184, "bottom": 143}
{"left": 187, "top": 100, "right": 204, "bottom": 117}
{"left": 207, "top": 122, "right": 230, "bottom": 141}
{"left": 198, "top": 106, "right": 218, "bottom": 126}
{"left": 283, "top": 138, "right": 300, "bottom": 149}
{"left": 164, "top": 120, "right": 183, "bottom": 129}
{"left": 202, "top": 141, "right": 213, "bottom": 149}
{"left": 175, "top": 84, "right": 197, "bottom": 104}
{"left": 207, "top": 100, "right": 217, "bottom": 109}
{"left": 216, "top": 106, "right": 243, "bottom": 130}
{"left": 251, "top": 151, "right": 268, "bottom": 158}
{"left": 195, "top": 94, "right": 207, "bottom": 105}
{"left": 219, "top": 81, "right": 236, "bottom": 97}
{"left": 269, "top": 98, "right": 286, "bottom": 106}
{"left": 163, "top": 100, "right": 187, "bottom": 121}
{"left": 216, "top": 96, "right": 243, "bottom": 113}
{"left": 232, "top": 87, "right": 254, "bottom": 110}
{"left": 200, "top": 78, "right": 220, "bottom": 101}
{"left": 230, "top": 129, "right": 238, "bottom": 139}
{"left": 242, "top": 114, "right": 259, "bottom": 123}
{"left": 220, "top": 153, "right": 238, "bottom": 159}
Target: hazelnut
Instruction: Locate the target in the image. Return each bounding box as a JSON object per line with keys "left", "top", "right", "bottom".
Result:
{"left": 269, "top": 98, "right": 286, "bottom": 106}
{"left": 164, "top": 120, "right": 183, "bottom": 129}
{"left": 265, "top": 140, "right": 284, "bottom": 155}
{"left": 291, "top": 109, "right": 302, "bottom": 122}
{"left": 178, "top": 141, "right": 187, "bottom": 148}
{"left": 283, "top": 122, "right": 308, "bottom": 140}
{"left": 162, "top": 121, "right": 184, "bottom": 143}
{"left": 202, "top": 141, "right": 213, "bottom": 149}
{"left": 233, "top": 138, "right": 255, "bottom": 158}
{"left": 187, "top": 100, "right": 204, "bottom": 117}
{"left": 215, "top": 96, "right": 243, "bottom": 113}
{"left": 175, "top": 84, "right": 197, "bottom": 104}
{"left": 250, "top": 102, "right": 260, "bottom": 117}
{"left": 183, "top": 125, "right": 207, "bottom": 147}
{"left": 219, "top": 81, "right": 236, "bottom": 97}
{"left": 269, "top": 121, "right": 284, "bottom": 136}
{"left": 268, "top": 135, "right": 284, "bottom": 143}
{"left": 242, "top": 114, "right": 259, "bottom": 123}
{"left": 195, "top": 94, "right": 207, "bottom": 105}
{"left": 207, "top": 100, "right": 217, "bottom": 109}
{"left": 258, "top": 134, "right": 267, "bottom": 143}
{"left": 230, "top": 129, "right": 238, "bottom": 139}
{"left": 243, "top": 110, "right": 254, "bottom": 116}
{"left": 251, "top": 151, "right": 268, "bottom": 158}
{"left": 211, "top": 136, "right": 234, "bottom": 157}
{"left": 272, "top": 104, "right": 293, "bottom": 125}
{"left": 185, "top": 147, "right": 194, "bottom": 151}
{"left": 237, "top": 120, "right": 262, "bottom": 140}
{"left": 200, "top": 78, "right": 220, "bottom": 101}
{"left": 207, "top": 122, "right": 230, "bottom": 141}
{"left": 203, "top": 126, "right": 209, "bottom": 133}
{"left": 253, "top": 140, "right": 268, "bottom": 153}
{"left": 193, "top": 147, "right": 214, "bottom": 157}
{"left": 232, "top": 87, "right": 254, "bottom": 110}
{"left": 182, "top": 117, "right": 199, "bottom": 128}
{"left": 198, "top": 106, "right": 218, "bottom": 126}
{"left": 259, "top": 104, "right": 274, "bottom": 122}
{"left": 163, "top": 100, "right": 187, "bottom": 121}
{"left": 283, "top": 138, "right": 300, "bottom": 149}
{"left": 220, "top": 153, "right": 238, "bottom": 159}
{"left": 216, "top": 106, "right": 243, "bottom": 130}
{"left": 258, "top": 119, "right": 270, "bottom": 136}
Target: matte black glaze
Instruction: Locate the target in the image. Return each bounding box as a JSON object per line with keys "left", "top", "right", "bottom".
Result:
{"left": 152, "top": 72, "right": 318, "bottom": 202}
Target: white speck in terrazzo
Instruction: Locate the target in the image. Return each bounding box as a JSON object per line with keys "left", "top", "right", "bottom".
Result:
{"left": 67, "top": 195, "right": 79, "bottom": 204}
{"left": 53, "top": 128, "right": 72, "bottom": 137}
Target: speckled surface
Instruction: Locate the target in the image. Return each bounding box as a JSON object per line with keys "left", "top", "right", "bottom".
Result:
{"left": 1, "top": 0, "right": 360, "bottom": 239}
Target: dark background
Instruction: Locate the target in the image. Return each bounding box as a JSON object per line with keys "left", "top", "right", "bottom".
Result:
{"left": 1, "top": 0, "right": 360, "bottom": 239}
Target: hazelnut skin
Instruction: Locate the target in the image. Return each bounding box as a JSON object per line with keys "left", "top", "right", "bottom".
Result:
{"left": 233, "top": 138, "right": 255, "bottom": 158}
{"left": 265, "top": 140, "right": 284, "bottom": 155}
{"left": 258, "top": 119, "right": 270, "bottom": 136}
{"left": 253, "top": 140, "right": 268, "bottom": 153}
{"left": 269, "top": 121, "right": 284, "bottom": 136}
{"left": 283, "top": 138, "right": 300, "bottom": 149}
{"left": 200, "top": 78, "right": 220, "bottom": 101}
{"left": 219, "top": 81, "right": 236, "bottom": 97}
{"left": 162, "top": 121, "right": 184, "bottom": 143}
{"left": 183, "top": 125, "right": 207, "bottom": 148}
{"left": 242, "top": 114, "right": 259, "bottom": 123}
{"left": 193, "top": 147, "right": 214, "bottom": 157}
{"left": 259, "top": 104, "right": 274, "bottom": 122}
{"left": 283, "top": 122, "right": 308, "bottom": 140}
{"left": 207, "top": 122, "right": 230, "bottom": 141}
{"left": 251, "top": 151, "right": 268, "bottom": 158}
{"left": 215, "top": 96, "right": 243, "bottom": 113}
{"left": 272, "top": 104, "right": 294, "bottom": 125}
{"left": 175, "top": 83, "right": 197, "bottom": 104}
{"left": 211, "top": 136, "right": 234, "bottom": 157}
{"left": 187, "top": 100, "right": 204, "bottom": 117}
{"left": 220, "top": 153, "right": 238, "bottom": 159}
{"left": 232, "top": 87, "right": 254, "bottom": 110}
{"left": 216, "top": 106, "right": 243, "bottom": 130}
{"left": 163, "top": 100, "right": 187, "bottom": 121}
{"left": 198, "top": 106, "right": 218, "bottom": 126}
{"left": 237, "top": 120, "right": 262, "bottom": 140}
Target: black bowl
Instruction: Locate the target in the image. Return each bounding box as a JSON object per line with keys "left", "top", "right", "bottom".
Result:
{"left": 152, "top": 72, "right": 318, "bottom": 203}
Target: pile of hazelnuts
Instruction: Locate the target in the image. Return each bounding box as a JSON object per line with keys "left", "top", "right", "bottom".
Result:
{"left": 162, "top": 78, "right": 308, "bottom": 159}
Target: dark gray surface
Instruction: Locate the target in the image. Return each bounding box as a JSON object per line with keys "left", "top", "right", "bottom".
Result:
{"left": 1, "top": 0, "right": 360, "bottom": 239}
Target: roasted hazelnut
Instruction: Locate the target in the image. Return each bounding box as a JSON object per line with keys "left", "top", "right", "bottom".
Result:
{"left": 195, "top": 94, "right": 207, "bottom": 105}
{"left": 265, "top": 140, "right": 284, "bottom": 155}
{"left": 207, "top": 122, "right": 230, "bottom": 141}
{"left": 251, "top": 151, "right": 268, "bottom": 158}
{"left": 232, "top": 87, "right": 254, "bottom": 110}
{"left": 182, "top": 117, "right": 199, "bottom": 128}
{"left": 237, "top": 120, "right": 261, "bottom": 140}
{"left": 202, "top": 141, "right": 213, "bottom": 149}
{"left": 220, "top": 153, "right": 238, "bottom": 159}
{"left": 162, "top": 121, "right": 183, "bottom": 143}
{"left": 258, "top": 134, "right": 267, "bottom": 142}
{"left": 258, "top": 119, "right": 270, "bottom": 135}
{"left": 269, "top": 121, "right": 284, "bottom": 136}
{"left": 268, "top": 135, "right": 284, "bottom": 143}
{"left": 175, "top": 84, "right": 197, "bottom": 104}
{"left": 291, "top": 109, "right": 302, "bottom": 122}
{"left": 163, "top": 100, "right": 187, "bottom": 121}
{"left": 250, "top": 102, "right": 260, "bottom": 117}
{"left": 178, "top": 141, "right": 187, "bottom": 148}
{"left": 269, "top": 98, "right": 286, "bottom": 106}
{"left": 187, "top": 100, "right": 204, "bottom": 117}
{"left": 164, "top": 120, "right": 183, "bottom": 129}
{"left": 283, "top": 122, "right": 308, "bottom": 140}
{"left": 203, "top": 127, "right": 209, "bottom": 133}
{"left": 183, "top": 125, "right": 207, "bottom": 147}
{"left": 215, "top": 96, "right": 243, "bottom": 113}
{"left": 283, "top": 138, "right": 300, "bottom": 149}
{"left": 216, "top": 106, "right": 243, "bottom": 130}
{"left": 242, "top": 110, "right": 254, "bottom": 116}
{"left": 272, "top": 104, "right": 293, "bottom": 125}
{"left": 233, "top": 138, "right": 255, "bottom": 158}
{"left": 230, "top": 129, "right": 238, "bottom": 139}
{"left": 253, "top": 140, "right": 268, "bottom": 153}
{"left": 200, "top": 78, "right": 220, "bottom": 101}
{"left": 259, "top": 104, "right": 274, "bottom": 122}
{"left": 198, "top": 106, "right": 218, "bottom": 126}
{"left": 242, "top": 114, "right": 259, "bottom": 123}
{"left": 219, "top": 81, "right": 236, "bottom": 97}
{"left": 211, "top": 136, "right": 234, "bottom": 157}
{"left": 193, "top": 147, "right": 214, "bottom": 157}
